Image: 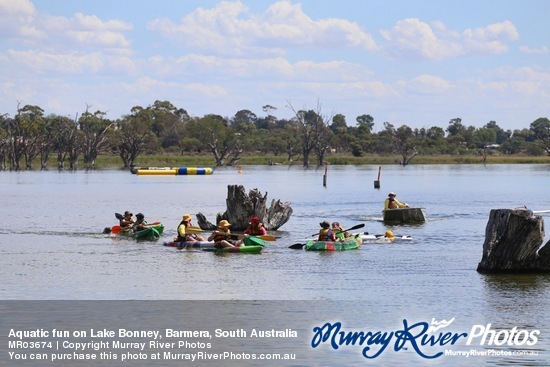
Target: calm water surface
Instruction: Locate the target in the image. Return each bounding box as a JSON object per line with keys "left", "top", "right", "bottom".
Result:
{"left": 1, "top": 164, "right": 549, "bottom": 366}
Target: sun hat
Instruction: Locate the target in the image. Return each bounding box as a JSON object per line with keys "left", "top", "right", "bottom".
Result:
{"left": 182, "top": 214, "right": 192, "bottom": 222}
{"left": 249, "top": 216, "right": 260, "bottom": 223}
{"left": 124, "top": 211, "right": 133, "bottom": 216}
{"left": 136, "top": 213, "right": 144, "bottom": 219}
{"left": 320, "top": 221, "right": 330, "bottom": 228}
{"left": 385, "top": 230, "right": 395, "bottom": 238}
{"left": 388, "top": 192, "right": 396, "bottom": 197}
{"left": 218, "top": 219, "right": 231, "bottom": 228}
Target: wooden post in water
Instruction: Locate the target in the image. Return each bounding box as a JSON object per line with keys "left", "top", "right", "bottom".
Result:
{"left": 374, "top": 166, "right": 381, "bottom": 189}
{"left": 323, "top": 162, "right": 328, "bottom": 187}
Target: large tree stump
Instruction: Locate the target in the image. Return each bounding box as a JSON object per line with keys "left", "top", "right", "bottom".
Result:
{"left": 196, "top": 185, "right": 293, "bottom": 231}
{"left": 477, "top": 208, "right": 550, "bottom": 273}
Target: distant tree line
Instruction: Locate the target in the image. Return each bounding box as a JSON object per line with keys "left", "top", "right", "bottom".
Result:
{"left": 1, "top": 99, "right": 549, "bottom": 170}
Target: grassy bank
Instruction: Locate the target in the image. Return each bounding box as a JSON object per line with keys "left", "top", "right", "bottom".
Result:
{"left": 88, "top": 153, "right": 550, "bottom": 169}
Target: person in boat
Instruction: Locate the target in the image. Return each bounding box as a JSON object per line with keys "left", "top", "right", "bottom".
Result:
{"left": 208, "top": 220, "right": 244, "bottom": 248}
{"left": 384, "top": 230, "right": 395, "bottom": 242}
{"left": 318, "top": 221, "right": 336, "bottom": 242}
{"left": 133, "top": 213, "right": 148, "bottom": 231}
{"left": 331, "top": 222, "right": 351, "bottom": 240}
{"left": 244, "top": 216, "right": 267, "bottom": 236}
{"left": 177, "top": 214, "right": 206, "bottom": 242}
{"left": 384, "top": 192, "right": 409, "bottom": 210}
{"left": 120, "top": 211, "right": 134, "bottom": 229}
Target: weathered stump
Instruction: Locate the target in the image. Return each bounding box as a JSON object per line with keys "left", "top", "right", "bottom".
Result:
{"left": 477, "top": 208, "right": 550, "bottom": 273}
{"left": 196, "top": 185, "right": 293, "bottom": 231}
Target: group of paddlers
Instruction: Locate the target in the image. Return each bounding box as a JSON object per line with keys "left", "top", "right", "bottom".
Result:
{"left": 177, "top": 214, "right": 268, "bottom": 249}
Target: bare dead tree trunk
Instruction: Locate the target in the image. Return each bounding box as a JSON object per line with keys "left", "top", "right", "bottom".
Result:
{"left": 477, "top": 208, "right": 550, "bottom": 273}
{"left": 196, "top": 185, "right": 293, "bottom": 231}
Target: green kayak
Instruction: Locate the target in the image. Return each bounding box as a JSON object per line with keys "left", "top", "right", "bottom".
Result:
{"left": 305, "top": 235, "right": 362, "bottom": 251}
{"left": 133, "top": 224, "right": 164, "bottom": 241}
{"left": 202, "top": 245, "right": 263, "bottom": 254}
{"left": 243, "top": 236, "right": 265, "bottom": 247}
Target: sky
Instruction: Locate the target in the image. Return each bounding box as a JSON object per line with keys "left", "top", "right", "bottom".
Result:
{"left": 0, "top": 0, "right": 549, "bottom": 131}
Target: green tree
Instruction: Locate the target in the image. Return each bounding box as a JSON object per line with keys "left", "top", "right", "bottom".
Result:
{"left": 530, "top": 117, "right": 550, "bottom": 156}
{"left": 188, "top": 114, "right": 242, "bottom": 166}
{"left": 79, "top": 105, "right": 114, "bottom": 169}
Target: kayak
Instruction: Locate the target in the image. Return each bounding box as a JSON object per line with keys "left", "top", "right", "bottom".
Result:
{"left": 164, "top": 236, "right": 265, "bottom": 249}
{"left": 132, "top": 224, "right": 164, "bottom": 241}
{"left": 201, "top": 245, "right": 263, "bottom": 254}
{"left": 164, "top": 241, "right": 215, "bottom": 249}
{"left": 305, "top": 235, "right": 362, "bottom": 251}
{"left": 360, "top": 233, "right": 413, "bottom": 243}
{"left": 382, "top": 207, "right": 426, "bottom": 224}
{"left": 243, "top": 236, "right": 266, "bottom": 247}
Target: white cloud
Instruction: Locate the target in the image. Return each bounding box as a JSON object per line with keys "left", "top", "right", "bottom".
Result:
{"left": 519, "top": 45, "right": 549, "bottom": 55}
{"left": 0, "top": 0, "right": 35, "bottom": 15}
{"left": 148, "top": 0, "right": 377, "bottom": 56}
{"left": 381, "top": 18, "right": 519, "bottom": 60}
{"left": 1, "top": 5, "right": 132, "bottom": 50}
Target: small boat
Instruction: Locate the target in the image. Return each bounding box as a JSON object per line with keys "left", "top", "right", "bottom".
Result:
{"left": 201, "top": 245, "right": 263, "bottom": 254}
{"left": 304, "top": 235, "right": 362, "bottom": 251}
{"left": 131, "top": 166, "right": 213, "bottom": 175}
{"left": 164, "top": 241, "right": 215, "bottom": 249}
{"left": 382, "top": 207, "right": 426, "bottom": 224}
{"left": 360, "top": 233, "right": 413, "bottom": 243}
{"left": 132, "top": 224, "right": 164, "bottom": 240}
{"left": 164, "top": 236, "right": 265, "bottom": 249}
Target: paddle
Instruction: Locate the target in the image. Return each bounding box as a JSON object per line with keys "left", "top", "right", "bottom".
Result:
{"left": 307, "top": 223, "right": 365, "bottom": 237}
{"left": 291, "top": 223, "right": 366, "bottom": 249}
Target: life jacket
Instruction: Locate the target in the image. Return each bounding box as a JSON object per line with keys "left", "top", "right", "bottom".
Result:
{"left": 176, "top": 221, "right": 186, "bottom": 242}
{"left": 387, "top": 198, "right": 398, "bottom": 209}
{"left": 246, "top": 224, "right": 264, "bottom": 235}
{"left": 334, "top": 226, "right": 346, "bottom": 240}
{"left": 134, "top": 219, "right": 147, "bottom": 231}
{"left": 319, "top": 228, "right": 333, "bottom": 241}
{"left": 213, "top": 229, "right": 230, "bottom": 243}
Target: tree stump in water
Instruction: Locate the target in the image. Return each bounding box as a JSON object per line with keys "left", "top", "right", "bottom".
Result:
{"left": 477, "top": 208, "right": 550, "bottom": 273}
{"left": 196, "top": 185, "right": 293, "bottom": 231}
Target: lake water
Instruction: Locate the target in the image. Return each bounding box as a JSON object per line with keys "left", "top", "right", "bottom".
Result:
{"left": 1, "top": 164, "right": 549, "bottom": 366}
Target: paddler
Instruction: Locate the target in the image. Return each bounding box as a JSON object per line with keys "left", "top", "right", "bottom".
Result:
{"left": 208, "top": 220, "right": 244, "bottom": 248}
{"left": 318, "top": 221, "right": 336, "bottom": 242}
{"left": 177, "top": 214, "right": 206, "bottom": 242}
{"left": 120, "top": 211, "right": 134, "bottom": 229}
{"left": 331, "top": 222, "right": 351, "bottom": 240}
{"left": 133, "top": 213, "right": 148, "bottom": 231}
{"left": 384, "top": 192, "right": 409, "bottom": 210}
{"left": 244, "top": 216, "right": 267, "bottom": 236}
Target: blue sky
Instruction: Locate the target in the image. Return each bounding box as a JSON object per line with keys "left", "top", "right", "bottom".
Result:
{"left": 1, "top": 0, "right": 548, "bottom": 131}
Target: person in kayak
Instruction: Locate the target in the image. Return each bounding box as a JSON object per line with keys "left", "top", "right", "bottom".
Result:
{"left": 318, "top": 221, "right": 336, "bottom": 242}
{"left": 384, "top": 192, "right": 409, "bottom": 210}
{"left": 177, "top": 214, "right": 206, "bottom": 242}
{"left": 331, "top": 222, "right": 351, "bottom": 240}
{"left": 244, "top": 216, "right": 267, "bottom": 236}
{"left": 208, "top": 220, "right": 244, "bottom": 248}
{"left": 133, "top": 213, "right": 148, "bottom": 231}
{"left": 120, "top": 211, "right": 134, "bottom": 229}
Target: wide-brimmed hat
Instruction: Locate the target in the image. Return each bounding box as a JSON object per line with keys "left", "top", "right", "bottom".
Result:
{"left": 136, "top": 213, "right": 144, "bottom": 219}
{"left": 182, "top": 214, "right": 192, "bottom": 222}
{"left": 320, "top": 221, "right": 330, "bottom": 228}
{"left": 385, "top": 230, "right": 395, "bottom": 238}
{"left": 124, "top": 211, "right": 133, "bottom": 216}
{"left": 218, "top": 220, "right": 231, "bottom": 228}
{"left": 388, "top": 192, "right": 396, "bottom": 197}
